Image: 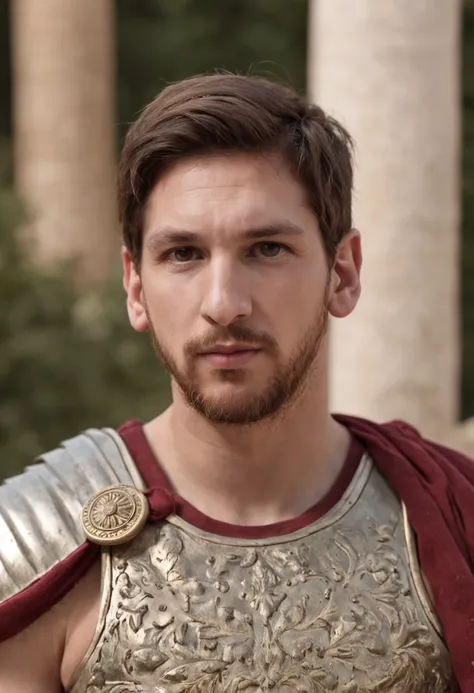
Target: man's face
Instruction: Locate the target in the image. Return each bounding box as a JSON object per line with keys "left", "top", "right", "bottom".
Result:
{"left": 123, "top": 152, "right": 361, "bottom": 424}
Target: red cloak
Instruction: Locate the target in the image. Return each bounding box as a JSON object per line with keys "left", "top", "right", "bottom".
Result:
{"left": 1, "top": 416, "right": 473, "bottom": 691}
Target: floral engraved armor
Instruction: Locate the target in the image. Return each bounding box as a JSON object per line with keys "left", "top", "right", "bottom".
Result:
{"left": 70, "top": 456, "right": 455, "bottom": 693}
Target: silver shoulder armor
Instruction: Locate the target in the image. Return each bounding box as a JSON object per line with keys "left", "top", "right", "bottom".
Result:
{"left": 0, "top": 428, "right": 144, "bottom": 603}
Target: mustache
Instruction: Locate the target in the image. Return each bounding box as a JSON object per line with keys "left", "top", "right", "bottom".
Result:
{"left": 184, "top": 325, "right": 278, "bottom": 356}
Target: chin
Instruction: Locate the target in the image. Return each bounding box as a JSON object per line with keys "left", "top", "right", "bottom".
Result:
{"left": 195, "top": 403, "right": 272, "bottom": 426}
{"left": 187, "top": 383, "right": 284, "bottom": 426}
{"left": 200, "top": 383, "right": 262, "bottom": 408}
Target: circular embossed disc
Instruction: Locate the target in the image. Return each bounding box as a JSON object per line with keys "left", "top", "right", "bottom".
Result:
{"left": 82, "top": 484, "right": 149, "bottom": 545}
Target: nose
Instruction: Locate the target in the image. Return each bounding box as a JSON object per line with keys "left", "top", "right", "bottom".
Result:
{"left": 200, "top": 257, "right": 252, "bottom": 327}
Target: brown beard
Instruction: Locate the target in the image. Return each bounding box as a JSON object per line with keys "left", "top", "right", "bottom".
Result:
{"left": 146, "top": 281, "right": 330, "bottom": 425}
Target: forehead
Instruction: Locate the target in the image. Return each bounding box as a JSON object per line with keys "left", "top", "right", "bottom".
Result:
{"left": 142, "top": 152, "right": 318, "bottom": 240}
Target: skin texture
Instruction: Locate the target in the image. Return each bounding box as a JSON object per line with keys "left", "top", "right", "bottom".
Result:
{"left": 0, "top": 560, "right": 102, "bottom": 692}
{"left": 124, "top": 152, "right": 362, "bottom": 525}
{"left": 0, "top": 152, "right": 362, "bottom": 691}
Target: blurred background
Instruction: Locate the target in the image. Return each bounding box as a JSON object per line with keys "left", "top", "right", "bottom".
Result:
{"left": 0, "top": 0, "right": 473, "bottom": 480}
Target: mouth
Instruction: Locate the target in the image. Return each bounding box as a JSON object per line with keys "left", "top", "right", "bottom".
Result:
{"left": 201, "top": 343, "right": 260, "bottom": 354}
{"left": 198, "top": 344, "right": 262, "bottom": 368}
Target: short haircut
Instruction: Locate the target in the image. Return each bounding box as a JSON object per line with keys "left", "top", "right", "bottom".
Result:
{"left": 118, "top": 73, "right": 353, "bottom": 265}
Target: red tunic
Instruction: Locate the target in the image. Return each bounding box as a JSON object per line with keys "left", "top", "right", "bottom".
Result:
{"left": 1, "top": 416, "right": 474, "bottom": 691}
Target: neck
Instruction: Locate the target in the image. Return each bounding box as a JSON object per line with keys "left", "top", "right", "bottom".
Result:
{"left": 144, "top": 376, "right": 351, "bottom": 526}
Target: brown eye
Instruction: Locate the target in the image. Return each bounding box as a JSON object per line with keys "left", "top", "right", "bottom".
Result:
{"left": 170, "top": 247, "right": 198, "bottom": 262}
{"left": 257, "top": 242, "right": 284, "bottom": 258}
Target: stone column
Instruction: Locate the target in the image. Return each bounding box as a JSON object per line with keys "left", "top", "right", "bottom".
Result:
{"left": 11, "top": 0, "right": 118, "bottom": 280}
{"left": 309, "top": 0, "right": 461, "bottom": 437}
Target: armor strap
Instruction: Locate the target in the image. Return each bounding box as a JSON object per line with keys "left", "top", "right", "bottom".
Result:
{"left": 0, "top": 428, "right": 144, "bottom": 604}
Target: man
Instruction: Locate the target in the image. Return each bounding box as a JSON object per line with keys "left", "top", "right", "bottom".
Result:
{"left": 0, "top": 73, "right": 472, "bottom": 693}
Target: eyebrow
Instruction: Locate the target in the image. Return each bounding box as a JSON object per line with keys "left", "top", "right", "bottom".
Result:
{"left": 145, "top": 222, "right": 305, "bottom": 251}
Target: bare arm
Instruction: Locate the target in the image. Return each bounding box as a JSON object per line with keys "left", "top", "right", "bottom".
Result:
{"left": 0, "top": 559, "right": 101, "bottom": 693}
{"left": 0, "top": 602, "right": 66, "bottom": 693}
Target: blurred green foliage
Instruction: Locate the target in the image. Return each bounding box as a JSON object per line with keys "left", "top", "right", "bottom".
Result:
{"left": 0, "top": 0, "right": 473, "bottom": 479}
{"left": 0, "top": 166, "right": 169, "bottom": 480}
{"left": 116, "top": 0, "right": 308, "bottom": 140}
{"left": 0, "top": 0, "right": 307, "bottom": 478}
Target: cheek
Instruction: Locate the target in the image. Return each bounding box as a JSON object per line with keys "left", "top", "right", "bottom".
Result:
{"left": 264, "top": 269, "right": 322, "bottom": 316}
{"left": 268, "top": 273, "right": 325, "bottom": 345}
{"left": 256, "top": 278, "right": 310, "bottom": 342}
{"left": 144, "top": 280, "right": 195, "bottom": 343}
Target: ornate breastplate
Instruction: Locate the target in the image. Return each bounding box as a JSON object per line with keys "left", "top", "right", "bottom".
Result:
{"left": 69, "top": 456, "right": 456, "bottom": 692}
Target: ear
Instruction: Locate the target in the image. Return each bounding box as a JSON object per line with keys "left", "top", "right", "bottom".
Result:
{"left": 122, "top": 247, "right": 149, "bottom": 332}
{"left": 328, "top": 229, "right": 362, "bottom": 318}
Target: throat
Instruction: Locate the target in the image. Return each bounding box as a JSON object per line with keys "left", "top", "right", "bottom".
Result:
{"left": 141, "top": 411, "right": 354, "bottom": 529}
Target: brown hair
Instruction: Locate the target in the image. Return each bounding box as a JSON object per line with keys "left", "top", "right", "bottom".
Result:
{"left": 118, "top": 73, "right": 353, "bottom": 265}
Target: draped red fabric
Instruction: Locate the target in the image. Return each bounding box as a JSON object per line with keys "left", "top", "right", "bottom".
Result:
{"left": 333, "top": 415, "right": 474, "bottom": 692}
{"left": 1, "top": 415, "right": 473, "bottom": 692}
{"left": 0, "top": 424, "right": 362, "bottom": 642}
{"left": 121, "top": 419, "right": 365, "bottom": 539}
